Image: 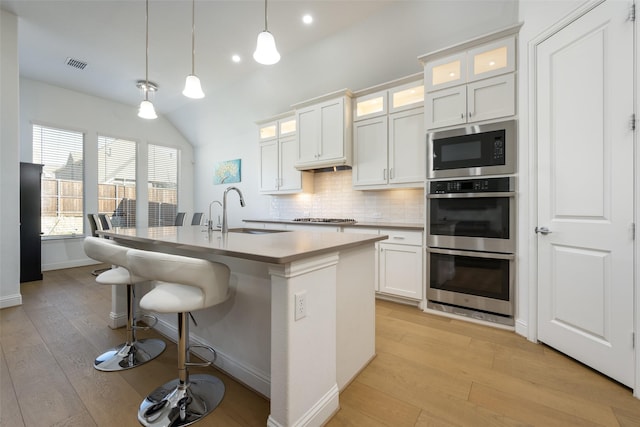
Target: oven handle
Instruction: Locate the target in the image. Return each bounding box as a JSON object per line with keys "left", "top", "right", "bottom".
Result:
{"left": 427, "top": 191, "right": 516, "bottom": 199}
{"left": 427, "top": 247, "right": 515, "bottom": 260}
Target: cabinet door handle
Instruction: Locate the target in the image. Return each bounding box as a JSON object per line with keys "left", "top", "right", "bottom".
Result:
{"left": 390, "top": 168, "right": 394, "bottom": 179}
{"left": 392, "top": 236, "right": 405, "bottom": 240}
{"left": 468, "top": 111, "right": 473, "bottom": 117}
{"left": 383, "top": 169, "right": 387, "bottom": 180}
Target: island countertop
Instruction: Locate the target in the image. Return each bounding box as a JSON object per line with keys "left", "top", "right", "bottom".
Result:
{"left": 99, "top": 226, "right": 387, "bottom": 264}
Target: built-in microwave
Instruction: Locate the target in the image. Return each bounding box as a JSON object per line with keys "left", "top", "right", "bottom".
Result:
{"left": 427, "top": 120, "right": 516, "bottom": 179}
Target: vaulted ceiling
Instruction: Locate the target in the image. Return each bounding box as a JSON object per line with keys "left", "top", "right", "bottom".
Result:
{"left": 2, "top": 1, "right": 394, "bottom": 117}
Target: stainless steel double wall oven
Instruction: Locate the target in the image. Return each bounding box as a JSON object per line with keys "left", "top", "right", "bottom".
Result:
{"left": 426, "top": 120, "right": 516, "bottom": 325}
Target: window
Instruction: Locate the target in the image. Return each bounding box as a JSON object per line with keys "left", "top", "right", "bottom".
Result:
{"left": 98, "top": 136, "right": 137, "bottom": 227}
{"left": 148, "top": 144, "right": 178, "bottom": 226}
{"left": 32, "top": 124, "right": 84, "bottom": 237}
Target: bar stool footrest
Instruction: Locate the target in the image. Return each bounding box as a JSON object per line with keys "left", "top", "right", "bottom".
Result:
{"left": 185, "top": 344, "right": 217, "bottom": 368}
{"left": 134, "top": 314, "right": 159, "bottom": 330}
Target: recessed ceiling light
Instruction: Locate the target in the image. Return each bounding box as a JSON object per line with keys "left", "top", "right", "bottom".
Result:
{"left": 302, "top": 14, "right": 313, "bottom": 25}
{"left": 232, "top": 54, "right": 241, "bottom": 63}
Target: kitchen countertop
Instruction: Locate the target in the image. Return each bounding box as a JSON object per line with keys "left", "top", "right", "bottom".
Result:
{"left": 98, "top": 226, "right": 387, "bottom": 264}
{"left": 244, "top": 218, "right": 424, "bottom": 231}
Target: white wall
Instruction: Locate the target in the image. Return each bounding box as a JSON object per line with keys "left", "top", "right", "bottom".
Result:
{"left": 19, "top": 78, "right": 195, "bottom": 271}
{"left": 0, "top": 10, "right": 22, "bottom": 308}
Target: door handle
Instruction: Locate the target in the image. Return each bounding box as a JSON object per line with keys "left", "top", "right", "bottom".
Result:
{"left": 535, "top": 226, "right": 551, "bottom": 235}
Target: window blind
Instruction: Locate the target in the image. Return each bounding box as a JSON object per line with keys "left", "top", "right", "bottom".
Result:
{"left": 32, "top": 124, "right": 84, "bottom": 236}
{"left": 98, "top": 136, "right": 137, "bottom": 227}
{"left": 147, "top": 144, "right": 179, "bottom": 227}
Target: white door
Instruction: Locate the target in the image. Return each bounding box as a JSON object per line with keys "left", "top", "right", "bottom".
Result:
{"left": 536, "top": 0, "right": 635, "bottom": 387}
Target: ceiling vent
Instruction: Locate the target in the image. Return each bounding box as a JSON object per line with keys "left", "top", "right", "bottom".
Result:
{"left": 65, "top": 57, "right": 88, "bottom": 70}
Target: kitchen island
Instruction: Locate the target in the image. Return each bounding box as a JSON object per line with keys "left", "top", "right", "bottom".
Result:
{"left": 98, "top": 226, "right": 386, "bottom": 427}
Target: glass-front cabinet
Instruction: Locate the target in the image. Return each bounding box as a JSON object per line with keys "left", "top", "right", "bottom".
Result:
{"left": 419, "top": 26, "right": 521, "bottom": 130}
{"left": 258, "top": 113, "right": 312, "bottom": 194}
{"left": 425, "top": 52, "right": 467, "bottom": 92}
{"left": 390, "top": 81, "right": 425, "bottom": 113}
{"left": 467, "top": 36, "right": 515, "bottom": 82}
{"left": 424, "top": 36, "right": 515, "bottom": 93}
{"left": 354, "top": 91, "right": 387, "bottom": 121}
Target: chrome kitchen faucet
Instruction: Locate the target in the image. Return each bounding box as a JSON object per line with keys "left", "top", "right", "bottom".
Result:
{"left": 222, "top": 186, "right": 245, "bottom": 234}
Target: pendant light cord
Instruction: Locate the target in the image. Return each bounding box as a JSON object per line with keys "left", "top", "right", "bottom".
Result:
{"left": 191, "top": 0, "right": 196, "bottom": 73}
{"left": 144, "top": 0, "right": 150, "bottom": 101}
{"left": 264, "top": 0, "right": 268, "bottom": 31}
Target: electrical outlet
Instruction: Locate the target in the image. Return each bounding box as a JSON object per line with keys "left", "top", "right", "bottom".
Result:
{"left": 294, "top": 291, "right": 307, "bottom": 321}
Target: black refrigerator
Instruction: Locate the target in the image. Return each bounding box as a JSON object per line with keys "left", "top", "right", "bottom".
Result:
{"left": 20, "top": 162, "right": 43, "bottom": 282}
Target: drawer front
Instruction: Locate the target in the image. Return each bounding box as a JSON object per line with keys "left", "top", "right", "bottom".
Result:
{"left": 378, "top": 228, "right": 423, "bottom": 246}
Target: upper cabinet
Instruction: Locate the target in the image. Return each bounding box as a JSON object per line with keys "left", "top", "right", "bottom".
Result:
{"left": 425, "top": 36, "right": 515, "bottom": 92}
{"left": 258, "top": 113, "right": 313, "bottom": 194}
{"left": 419, "top": 24, "right": 521, "bottom": 130}
{"left": 293, "top": 90, "right": 353, "bottom": 170}
{"left": 352, "top": 74, "right": 425, "bottom": 190}
{"left": 425, "top": 74, "right": 515, "bottom": 129}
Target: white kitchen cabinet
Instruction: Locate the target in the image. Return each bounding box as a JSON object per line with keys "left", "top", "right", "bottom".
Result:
{"left": 467, "top": 36, "right": 516, "bottom": 83}
{"left": 352, "top": 116, "right": 388, "bottom": 187}
{"left": 352, "top": 76, "right": 424, "bottom": 190}
{"left": 343, "top": 226, "right": 423, "bottom": 300}
{"left": 425, "top": 74, "right": 515, "bottom": 130}
{"left": 259, "top": 140, "right": 279, "bottom": 192}
{"left": 389, "top": 81, "right": 425, "bottom": 113}
{"left": 424, "top": 35, "right": 515, "bottom": 92}
{"left": 294, "top": 92, "right": 352, "bottom": 170}
{"left": 354, "top": 91, "right": 387, "bottom": 120}
{"left": 378, "top": 228, "right": 423, "bottom": 300}
{"left": 420, "top": 27, "right": 520, "bottom": 131}
{"left": 379, "top": 243, "right": 423, "bottom": 300}
{"left": 258, "top": 114, "right": 313, "bottom": 194}
{"left": 388, "top": 107, "right": 425, "bottom": 185}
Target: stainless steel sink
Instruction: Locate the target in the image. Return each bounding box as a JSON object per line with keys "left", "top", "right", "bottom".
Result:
{"left": 228, "top": 228, "right": 289, "bottom": 235}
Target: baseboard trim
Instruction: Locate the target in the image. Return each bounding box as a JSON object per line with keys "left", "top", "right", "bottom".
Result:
{"left": 42, "top": 259, "right": 99, "bottom": 272}
{"left": 267, "top": 384, "right": 340, "bottom": 427}
{"left": 152, "top": 316, "right": 271, "bottom": 398}
{"left": 515, "top": 318, "right": 529, "bottom": 340}
{"left": 0, "top": 293, "right": 22, "bottom": 309}
{"left": 108, "top": 311, "right": 127, "bottom": 329}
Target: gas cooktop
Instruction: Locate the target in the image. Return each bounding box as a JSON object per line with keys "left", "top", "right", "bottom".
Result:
{"left": 292, "top": 218, "right": 356, "bottom": 224}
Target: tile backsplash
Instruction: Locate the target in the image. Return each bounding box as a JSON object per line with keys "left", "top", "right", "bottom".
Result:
{"left": 269, "top": 170, "right": 424, "bottom": 224}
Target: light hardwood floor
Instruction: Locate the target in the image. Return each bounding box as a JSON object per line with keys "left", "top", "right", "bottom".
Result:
{"left": 2, "top": 265, "right": 639, "bottom": 426}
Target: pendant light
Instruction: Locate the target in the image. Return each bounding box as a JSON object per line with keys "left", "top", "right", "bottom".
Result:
{"left": 253, "top": 0, "right": 280, "bottom": 65}
{"left": 182, "top": 0, "right": 204, "bottom": 98}
{"left": 138, "top": 0, "right": 157, "bottom": 119}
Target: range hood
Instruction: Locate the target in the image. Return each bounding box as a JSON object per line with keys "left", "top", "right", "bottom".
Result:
{"left": 306, "top": 165, "right": 352, "bottom": 173}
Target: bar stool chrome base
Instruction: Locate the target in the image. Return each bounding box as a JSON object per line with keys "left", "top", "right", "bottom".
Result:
{"left": 138, "top": 374, "right": 225, "bottom": 427}
{"left": 94, "top": 338, "right": 166, "bottom": 371}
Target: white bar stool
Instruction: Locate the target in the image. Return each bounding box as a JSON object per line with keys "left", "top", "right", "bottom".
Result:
{"left": 126, "top": 248, "right": 230, "bottom": 427}
{"left": 83, "top": 236, "right": 166, "bottom": 371}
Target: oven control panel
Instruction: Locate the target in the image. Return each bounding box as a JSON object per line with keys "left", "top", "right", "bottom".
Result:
{"left": 429, "top": 177, "right": 513, "bottom": 194}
